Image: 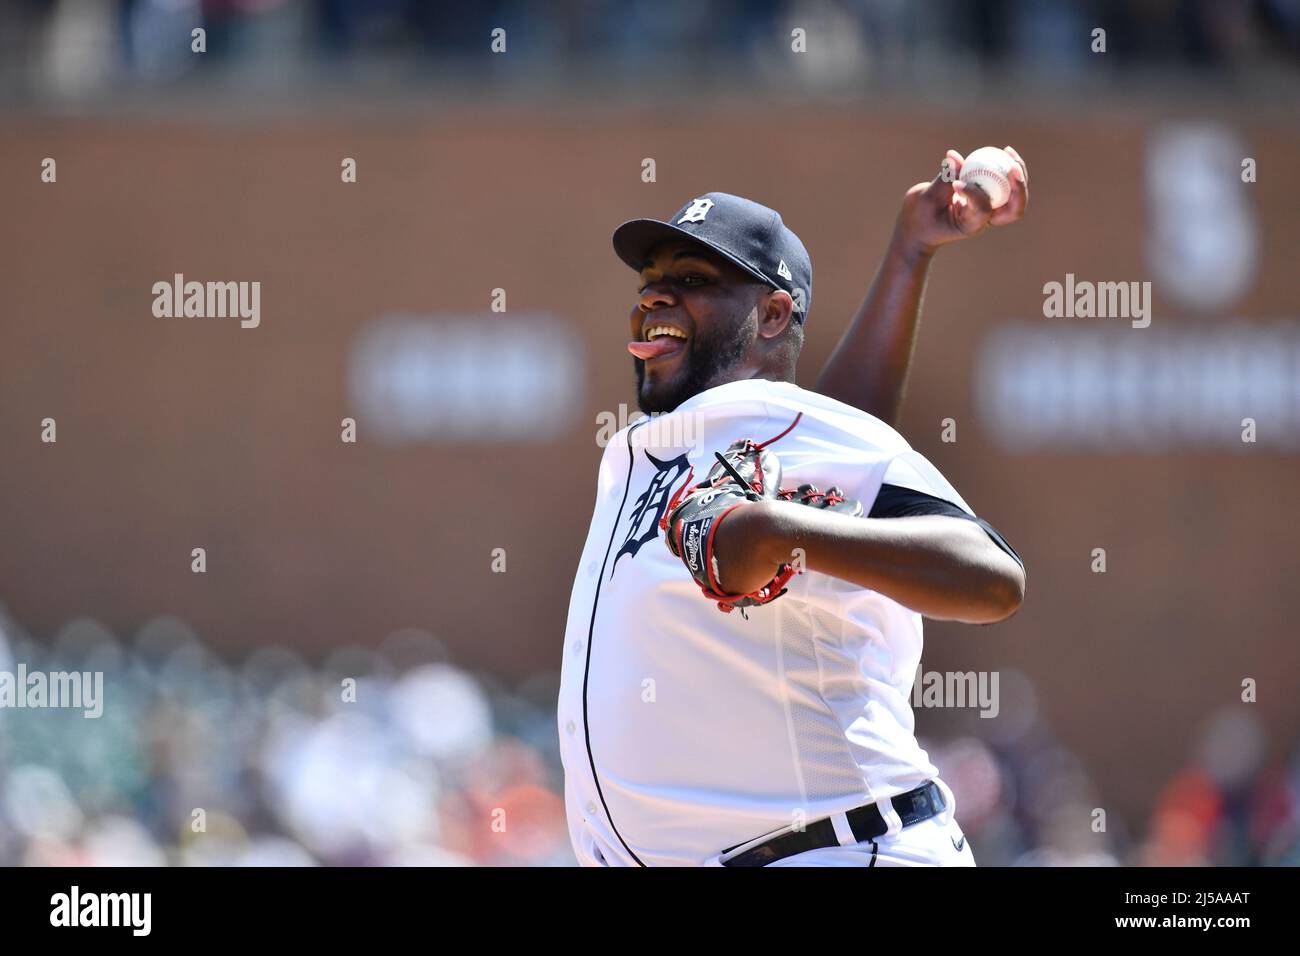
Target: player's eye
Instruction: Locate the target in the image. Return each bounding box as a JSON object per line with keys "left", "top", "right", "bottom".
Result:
{"left": 636, "top": 274, "right": 706, "bottom": 294}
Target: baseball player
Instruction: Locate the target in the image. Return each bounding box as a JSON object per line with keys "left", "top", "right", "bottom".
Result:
{"left": 559, "top": 150, "right": 1029, "bottom": 867}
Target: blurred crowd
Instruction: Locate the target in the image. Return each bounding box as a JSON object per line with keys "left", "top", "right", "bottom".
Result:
{"left": 1, "top": 0, "right": 1297, "bottom": 100}
{"left": 1, "top": 604, "right": 1296, "bottom": 866}
{"left": 0, "top": 607, "right": 572, "bottom": 865}
{"left": 922, "top": 671, "right": 1300, "bottom": 866}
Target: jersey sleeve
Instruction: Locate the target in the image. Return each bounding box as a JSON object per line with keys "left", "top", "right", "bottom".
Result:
{"left": 878, "top": 450, "right": 974, "bottom": 514}
{"left": 868, "top": 483, "right": 1024, "bottom": 569}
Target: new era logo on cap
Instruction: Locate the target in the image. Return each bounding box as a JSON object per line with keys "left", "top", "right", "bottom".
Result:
{"left": 611, "top": 192, "right": 813, "bottom": 323}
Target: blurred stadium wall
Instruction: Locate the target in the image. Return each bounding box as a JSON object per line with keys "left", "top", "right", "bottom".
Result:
{"left": 4, "top": 104, "right": 1298, "bottom": 823}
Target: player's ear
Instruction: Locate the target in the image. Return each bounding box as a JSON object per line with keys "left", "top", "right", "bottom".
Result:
{"left": 757, "top": 289, "right": 794, "bottom": 341}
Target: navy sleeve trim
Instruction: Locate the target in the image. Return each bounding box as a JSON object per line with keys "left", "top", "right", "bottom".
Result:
{"left": 868, "top": 483, "right": 1024, "bottom": 569}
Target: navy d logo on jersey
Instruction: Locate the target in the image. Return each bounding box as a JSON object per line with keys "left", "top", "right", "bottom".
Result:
{"left": 611, "top": 451, "right": 691, "bottom": 577}
{"left": 677, "top": 198, "right": 714, "bottom": 224}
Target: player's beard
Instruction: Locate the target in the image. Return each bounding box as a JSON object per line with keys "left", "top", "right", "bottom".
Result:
{"left": 632, "top": 308, "right": 756, "bottom": 415}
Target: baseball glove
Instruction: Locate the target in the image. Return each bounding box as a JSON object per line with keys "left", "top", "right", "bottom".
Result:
{"left": 660, "top": 436, "right": 795, "bottom": 615}
{"left": 660, "top": 433, "right": 866, "bottom": 615}
{"left": 776, "top": 483, "right": 864, "bottom": 516}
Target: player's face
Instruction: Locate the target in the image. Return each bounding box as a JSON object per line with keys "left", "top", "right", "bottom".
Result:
{"left": 628, "top": 240, "right": 766, "bottom": 415}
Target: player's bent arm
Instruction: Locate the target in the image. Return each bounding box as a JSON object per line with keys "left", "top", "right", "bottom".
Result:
{"left": 714, "top": 501, "right": 1026, "bottom": 624}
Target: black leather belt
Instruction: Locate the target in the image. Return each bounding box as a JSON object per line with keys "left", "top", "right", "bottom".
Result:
{"left": 719, "top": 781, "right": 946, "bottom": 867}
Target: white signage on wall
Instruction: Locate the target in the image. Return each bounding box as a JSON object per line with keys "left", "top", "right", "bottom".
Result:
{"left": 349, "top": 313, "right": 585, "bottom": 444}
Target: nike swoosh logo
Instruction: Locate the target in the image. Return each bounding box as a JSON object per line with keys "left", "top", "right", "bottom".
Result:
{"left": 951, "top": 835, "right": 966, "bottom": 852}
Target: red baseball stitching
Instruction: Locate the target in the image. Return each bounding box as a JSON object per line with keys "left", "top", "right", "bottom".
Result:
{"left": 965, "top": 167, "right": 1010, "bottom": 203}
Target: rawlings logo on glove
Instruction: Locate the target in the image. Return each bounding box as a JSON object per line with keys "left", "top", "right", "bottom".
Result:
{"left": 684, "top": 522, "right": 704, "bottom": 572}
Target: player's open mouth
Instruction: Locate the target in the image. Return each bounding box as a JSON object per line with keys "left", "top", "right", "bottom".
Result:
{"left": 628, "top": 324, "right": 689, "bottom": 363}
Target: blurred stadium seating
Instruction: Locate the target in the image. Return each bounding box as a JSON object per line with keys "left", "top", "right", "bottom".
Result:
{"left": 3, "top": 606, "right": 1297, "bottom": 866}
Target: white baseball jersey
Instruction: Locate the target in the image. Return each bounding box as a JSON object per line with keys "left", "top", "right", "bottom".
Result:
{"left": 558, "top": 377, "right": 975, "bottom": 867}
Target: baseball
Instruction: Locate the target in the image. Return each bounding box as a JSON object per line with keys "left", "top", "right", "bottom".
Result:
{"left": 960, "top": 146, "right": 1016, "bottom": 209}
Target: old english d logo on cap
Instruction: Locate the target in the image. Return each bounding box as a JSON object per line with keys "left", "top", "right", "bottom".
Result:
{"left": 677, "top": 198, "right": 714, "bottom": 224}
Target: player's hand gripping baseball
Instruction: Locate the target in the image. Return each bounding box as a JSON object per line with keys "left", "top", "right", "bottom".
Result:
{"left": 894, "top": 146, "right": 1028, "bottom": 259}
{"left": 814, "top": 146, "right": 1028, "bottom": 426}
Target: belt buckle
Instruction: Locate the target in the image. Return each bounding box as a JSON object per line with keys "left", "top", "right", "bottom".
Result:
{"left": 896, "top": 781, "right": 943, "bottom": 826}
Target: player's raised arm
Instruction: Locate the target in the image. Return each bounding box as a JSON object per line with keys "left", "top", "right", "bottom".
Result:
{"left": 813, "top": 146, "right": 1028, "bottom": 426}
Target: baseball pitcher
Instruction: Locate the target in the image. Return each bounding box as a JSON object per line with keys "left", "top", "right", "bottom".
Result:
{"left": 559, "top": 149, "right": 1030, "bottom": 867}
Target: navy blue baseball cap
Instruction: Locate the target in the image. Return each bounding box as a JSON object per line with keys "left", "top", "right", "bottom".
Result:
{"left": 612, "top": 192, "right": 812, "bottom": 323}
